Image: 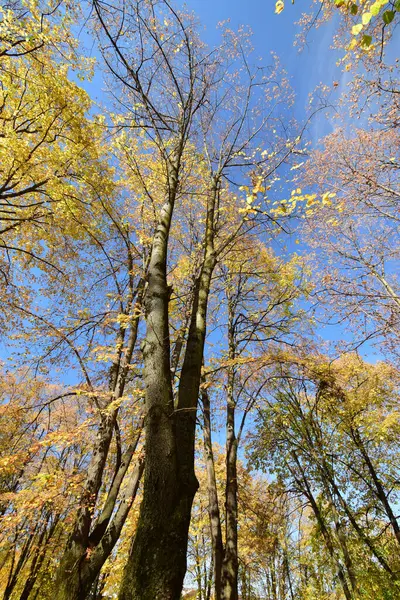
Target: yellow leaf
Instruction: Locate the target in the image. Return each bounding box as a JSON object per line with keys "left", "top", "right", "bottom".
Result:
{"left": 361, "top": 11, "right": 372, "bottom": 24}
{"left": 352, "top": 23, "right": 363, "bottom": 35}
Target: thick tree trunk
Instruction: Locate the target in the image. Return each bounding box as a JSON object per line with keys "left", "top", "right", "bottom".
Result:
{"left": 119, "top": 162, "right": 185, "bottom": 600}
{"left": 118, "top": 416, "right": 194, "bottom": 600}
{"left": 119, "top": 178, "right": 217, "bottom": 600}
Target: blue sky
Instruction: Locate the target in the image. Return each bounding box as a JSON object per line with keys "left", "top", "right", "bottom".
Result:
{"left": 181, "top": 0, "right": 340, "bottom": 92}
{"left": 179, "top": 1, "right": 346, "bottom": 139}
{"left": 81, "top": 0, "right": 347, "bottom": 139}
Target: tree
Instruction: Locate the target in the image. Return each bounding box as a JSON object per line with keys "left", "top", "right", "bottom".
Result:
{"left": 251, "top": 353, "right": 400, "bottom": 599}
{"left": 0, "top": 369, "right": 90, "bottom": 600}
{"left": 89, "top": 1, "right": 301, "bottom": 597}
{"left": 301, "top": 113, "right": 399, "bottom": 358}
{"left": 188, "top": 446, "right": 297, "bottom": 600}
{"left": 201, "top": 238, "right": 306, "bottom": 600}
{"left": 0, "top": 0, "right": 105, "bottom": 241}
{"left": 3, "top": 1, "right": 398, "bottom": 598}
{"left": 276, "top": 0, "right": 400, "bottom": 55}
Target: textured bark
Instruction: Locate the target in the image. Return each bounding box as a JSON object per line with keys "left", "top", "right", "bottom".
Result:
{"left": 119, "top": 160, "right": 185, "bottom": 600}
{"left": 54, "top": 455, "right": 144, "bottom": 600}
{"left": 221, "top": 434, "right": 238, "bottom": 600}
{"left": 202, "top": 296, "right": 240, "bottom": 600}
{"left": 119, "top": 175, "right": 217, "bottom": 600}
{"left": 53, "top": 412, "right": 118, "bottom": 600}
{"left": 89, "top": 417, "right": 144, "bottom": 547}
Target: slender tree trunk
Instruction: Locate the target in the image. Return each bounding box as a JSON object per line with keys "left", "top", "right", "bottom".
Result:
{"left": 221, "top": 413, "right": 238, "bottom": 600}
{"left": 202, "top": 386, "right": 224, "bottom": 600}
{"left": 300, "top": 394, "right": 395, "bottom": 581}
{"left": 290, "top": 452, "right": 353, "bottom": 600}
{"left": 318, "top": 468, "right": 359, "bottom": 596}
{"left": 284, "top": 551, "right": 295, "bottom": 600}
{"left": 241, "top": 566, "right": 248, "bottom": 600}
{"left": 332, "top": 504, "right": 358, "bottom": 595}
{"left": 57, "top": 455, "right": 144, "bottom": 600}
{"left": 3, "top": 523, "right": 37, "bottom": 600}
{"left": 205, "top": 544, "right": 213, "bottom": 600}
{"left": 321, "top": 459, "right": 395, "bottom": 577}
{"left": 270, "top": 556, "right": 278, "bottom": 600}
{"left": 195, "top": 545, "right": 204, "bottom": 600}
{"left": 53, "top": 276, "right": 145, "bottom": 600}
{"left": 352, "top": 427, "right": 400, "bottom": 547}
{"left": 18, "top": 514, "right": 59, "bottom": 600}
{"left": 221, "top": 302, "right": 238, "bottom": 600}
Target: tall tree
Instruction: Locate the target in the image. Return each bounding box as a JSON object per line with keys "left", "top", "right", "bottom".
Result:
{"left": 90, "top": 2, "right": 300, "bottom": 597}
{"left": 201, "top": 239, "right": 306, "bottom": 600}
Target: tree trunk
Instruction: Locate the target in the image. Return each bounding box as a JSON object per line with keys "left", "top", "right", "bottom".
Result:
{"left": 321, "top": 458, "right": 395, "bottom": 577}
{"left": 221, "top": 418, "right": 238, "bottom": 600}
{"left": 352, "top": 426, "right": 400, "bottom": 547}
{"left": 54, "top": 448, "right": 143, "bottom": 600}
{"left": 3, "top": 522, "right": 38, "bottom": 600}
{"left": 202, "top": 386, "right": 224, "bottom": 600}
{"left": 119, "top": 177, "right": 217, "bottom": 600}
{"left": 290, "top": 452, "right": 353, "bottom": 600}
{"left": 53, "top": 274, "right": 145, "bottom": 600}
{"left": 18, "top": 515, "right": 59, "bottom": 600}
{"left": 221, "top": 302, "right": 238, "bottom": 600}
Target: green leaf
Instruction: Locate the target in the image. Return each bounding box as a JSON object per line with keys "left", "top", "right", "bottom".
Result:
{"left": 350, "top": 3, "right": 358, "bottom": 14}
{"left": 361, "top": 34, "right": 372, "bottom": 46}
{"left": 395, "top": 0, "right": 400, "bottom": 10}
{"left": 383, "top": 9, "right": 395, "bottom": 23}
